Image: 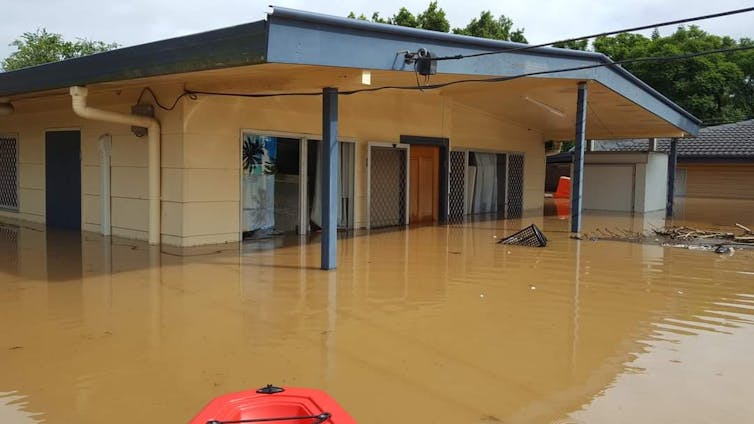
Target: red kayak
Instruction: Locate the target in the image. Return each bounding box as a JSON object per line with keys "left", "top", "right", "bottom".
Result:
{"left": 190, "top": 385, "right": 356, "bottom": 424}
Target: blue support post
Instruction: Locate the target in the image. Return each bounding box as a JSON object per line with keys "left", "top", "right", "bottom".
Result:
{"left": 321, "top": 87, "right": 339, "bottom": 270}
{"left": 666, "top": 137, "right": 678, "bottom": 217}
{"left": 571, "top": 82, "right": 588, "bottom": 234}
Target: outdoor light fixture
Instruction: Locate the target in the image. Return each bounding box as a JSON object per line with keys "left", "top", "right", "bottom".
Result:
{"left": 0, "top": 98, "right": 14, "bottom": 116}
{"left": 361, "top": 70, "right": 371, "bottom": 85}
{"left": 524, "top": 96, "right": 565, "bottom": 118}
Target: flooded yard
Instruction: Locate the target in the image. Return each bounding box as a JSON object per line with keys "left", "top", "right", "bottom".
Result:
{"left": 1, "top": 198, "right": 753, "bottom": 423}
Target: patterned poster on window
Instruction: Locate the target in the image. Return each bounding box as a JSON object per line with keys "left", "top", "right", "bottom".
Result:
{"left": 242, "top": 134, "right": 277, "bottom": 232}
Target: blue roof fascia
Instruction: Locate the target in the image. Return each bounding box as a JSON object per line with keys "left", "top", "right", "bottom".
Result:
{"left": 267, "top": 7, "right": 700, "bottom": 135}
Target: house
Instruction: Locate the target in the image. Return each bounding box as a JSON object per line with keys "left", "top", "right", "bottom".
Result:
{"left": 546, "top": 150, "right": 669, "bottom": 213}
{"left": 592, "top": 120, "right": 754, "bottom": 200}
{"left": 0, "top": 7, "right": 699, "bottom": 260}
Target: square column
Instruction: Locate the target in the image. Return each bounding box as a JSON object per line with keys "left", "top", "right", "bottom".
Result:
{"left": 666, "top": 137, "right": 678, "bottom": 217}
{"left": 571, "top": 82, "right": 588, "bottom": 234}
{"left": 321, "top": 87, "right": 339, "bottom": 270}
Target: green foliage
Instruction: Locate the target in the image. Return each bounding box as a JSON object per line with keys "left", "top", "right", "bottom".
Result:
{"left": 371, "top": 12, "right": 389, "bottom": 24}
{"left": 593, "top": 25, "right": 753, "bottom": 123}
{"left": 416, "top": 1, "right": 450, "bottom": 32}
{"left": 2, "top": 28, "right": 118, "bottom": 71}
{"left": 592, "top": 33, "right": 650, "bottom": 60}
{"left": 348, "top": 2, "right": 448, "bottom": 31}
{"left": 348, "top": 2, "right": 525, "bottom": 41}
{"left": 392, "top": 7, "right": 418, "bottom": 28}
{"left": 452, "top": 11, "right": 528, "bottom": 43}
{"left": 552, "top": 39, "right": 589, "bottom": 51}
{"left": 560, "top": 141, "right": 574, "bottom": 152}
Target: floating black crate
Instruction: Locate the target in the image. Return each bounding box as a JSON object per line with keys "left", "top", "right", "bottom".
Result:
{"left": 497, "top": 224, "right": 547, "bottom": 247}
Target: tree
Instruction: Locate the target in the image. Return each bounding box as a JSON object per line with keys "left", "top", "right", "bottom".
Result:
{"left": 370, "top": 12, "right": 389, "bottom": 24}
{"left": 346, "top": 3, "right": 527, "bottom": 41}
{"left": 453, "top": 11, "right": 527, "bottom": 43}
{"left": 592, "top": 33, "right": 650, "bottom": 61}
{"left": 347, "top": 12, "right": 367, "bottom": 20}
{"left": 348, "top": 2, "right": 449, "bottom": 32}
{"left": 731, "top": 38, "right": 754, "bottom": 119}
{"left": 392, "top": 7, "right": 418, "bottom": 28}
{"left": 552, "top": 39, "right": 588, "bottom": 51}
{"left": 2, "top": 28, "right": 118, "bottom": 71}
{"left": 416, "top": 1, "right": 450, "bottom": 32}
{"left": 593, "top": 26, "right": 752, "bottom": 123}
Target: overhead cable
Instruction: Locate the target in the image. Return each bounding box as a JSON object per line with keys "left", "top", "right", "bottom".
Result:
{"left": 433, "top": 6, "right": 754, "bottom": 61}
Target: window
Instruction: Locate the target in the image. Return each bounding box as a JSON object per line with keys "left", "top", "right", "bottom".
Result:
{"left": 0, "top": 134, "right": 18, "bottom": 210}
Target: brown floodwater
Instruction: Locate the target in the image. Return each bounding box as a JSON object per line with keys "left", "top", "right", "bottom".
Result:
{"left": 1, "top": 198, "right": 753, "bottom": 424}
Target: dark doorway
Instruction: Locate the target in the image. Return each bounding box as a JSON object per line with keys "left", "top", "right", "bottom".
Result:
{"left": 496, "top": 153, "right": 508, "bottom": 215}
{"left": 45, "top": 131, "right": 81, "bottom": 230}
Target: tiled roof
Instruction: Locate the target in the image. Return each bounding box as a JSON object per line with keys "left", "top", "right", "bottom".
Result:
{"left": 593, "top": 119, "right": 754, "bottom": 159}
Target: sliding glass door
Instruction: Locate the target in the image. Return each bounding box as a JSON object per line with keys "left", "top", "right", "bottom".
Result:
{"left": 241, "top": 133, "right": 301, "bottom": 239}
{"left": 307, "top": 140, "right": 355, "bottom": 231}
{"left": 241, "top": 133, "right": 355, "bottom": 242}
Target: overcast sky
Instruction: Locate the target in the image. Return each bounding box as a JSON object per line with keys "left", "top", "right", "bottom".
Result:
{"left": 2, "top": 0, "right": 753, "bottom": 61}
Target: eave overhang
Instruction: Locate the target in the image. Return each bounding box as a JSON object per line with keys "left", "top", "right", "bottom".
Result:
{"left": 266, "top": 7, "right": 700, "bottom": 136}
{"left": 0, "top": 21, "right": 267, "bottom": 97}
{"left": 0, "top": 6, "right": 700, "bottom": 137}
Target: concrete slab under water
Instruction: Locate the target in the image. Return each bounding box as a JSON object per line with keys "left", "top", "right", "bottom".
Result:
{"left": 0, "top": 198, "right": 753, "bottom": 423}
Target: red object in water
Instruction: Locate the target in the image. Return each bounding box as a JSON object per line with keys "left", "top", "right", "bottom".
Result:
{"left": 190, "top": 385, "right": 356, "bottom": 424}
{"left": 553, "top": 176, "right": 571, "bottom": 199}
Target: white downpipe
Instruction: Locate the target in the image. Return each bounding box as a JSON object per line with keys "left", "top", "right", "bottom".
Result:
{"left": 98, "top": 134, "right": 112, "bottom": 236}
{"left": 70, "top": 86, "right": 161, "bottom": 245}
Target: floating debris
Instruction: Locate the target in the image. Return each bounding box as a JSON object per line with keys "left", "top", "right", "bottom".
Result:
{"left": 497, "top": 224, "right": 548, "bottom": 247}
{"left": 714, "top": 245, "right": 734, "bottom": 255}
{"left": 585, "top": 223, "right": 754, "bottom": 252}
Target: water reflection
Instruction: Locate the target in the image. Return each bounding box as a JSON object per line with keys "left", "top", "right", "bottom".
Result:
{"left": 0, "top": 201, "right": 752, "bottom": 423}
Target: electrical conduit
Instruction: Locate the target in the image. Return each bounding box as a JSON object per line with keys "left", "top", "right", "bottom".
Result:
{"left": 98, "top": 134, "right": 112, "bottom": 236}
{"left": 70, "top": 86, "right": 161, "bottom": 244}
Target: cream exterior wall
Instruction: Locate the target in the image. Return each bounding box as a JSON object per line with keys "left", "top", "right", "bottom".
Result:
{"left": 1, "top": 78, "right": 547, "bottom": 247}
{"left": 0, "top": 85, "right": 185, "bottom": 242}
{"left": 181, "top": 90, "right": 546, "bottom": 240}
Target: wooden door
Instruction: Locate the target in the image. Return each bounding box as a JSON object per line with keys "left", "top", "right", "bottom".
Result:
{"left": 409, "top": 145, "right": 439, "bottom": 223}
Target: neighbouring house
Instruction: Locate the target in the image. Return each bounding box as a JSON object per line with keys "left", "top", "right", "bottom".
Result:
{"left": 592, "top": 120, "right": 754, "bottom": 200}
{"left": 0, "top": 7, "right": 699, "bottom": 249}
{"left": 546, "top": 150, "right": 669, "bottom": 213}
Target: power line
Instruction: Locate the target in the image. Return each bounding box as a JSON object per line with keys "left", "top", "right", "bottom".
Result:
{"left": 433, "top": 6, "right": 754, "bottom": 61}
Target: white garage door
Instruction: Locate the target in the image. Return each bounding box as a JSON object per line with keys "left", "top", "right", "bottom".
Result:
{"left": 583, "top": 165, "right": 635, "bottom": 212}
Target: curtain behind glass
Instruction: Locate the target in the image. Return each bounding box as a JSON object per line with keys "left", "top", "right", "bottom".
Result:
{"left": 310, "top": 142, "right": 354, "bottom": 229}
{"left": 472, "top": 152, "right": 497, "bottom": 214}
